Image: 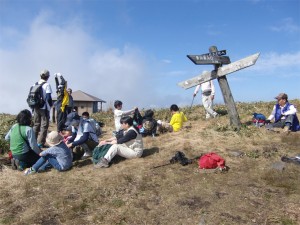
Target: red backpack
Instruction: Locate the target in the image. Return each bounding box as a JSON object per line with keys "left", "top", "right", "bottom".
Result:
{"left": 198, "top": 152, "right": 225, "bottom": 169}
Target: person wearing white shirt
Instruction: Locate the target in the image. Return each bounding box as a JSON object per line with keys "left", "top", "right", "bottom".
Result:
{"left": 113, "top": 100, "right": 137, "bottom": 132}
{"left": 193, "top": 80, "right": 218, "bottom": 119}
{"left": 32, "top": 69, "right": 53, "bottom": 147}
{"left": 266, "top": 93, "right": 300, "bottom": 132}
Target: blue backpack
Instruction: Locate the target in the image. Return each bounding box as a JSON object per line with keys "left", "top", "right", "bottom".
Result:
{"left": 252, "top": 113, "right": 266, "bottom": 127}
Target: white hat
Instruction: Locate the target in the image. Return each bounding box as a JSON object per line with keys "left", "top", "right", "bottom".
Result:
{"left": 46, "top": 131, "right": 63, "bottom": 146}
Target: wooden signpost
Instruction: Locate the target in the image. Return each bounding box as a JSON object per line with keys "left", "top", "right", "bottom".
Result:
{"left": 178, "top": 46, "right": 260, "bottom": 130}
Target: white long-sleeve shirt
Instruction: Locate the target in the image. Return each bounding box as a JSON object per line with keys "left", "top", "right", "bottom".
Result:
{"left": 194, "top": 80, "right": 215, "bottom": 96}
{"left": 114, "top": 108, "right": 135, "bottom": 131}
{"left": 267, "top": 103, "right": 297, "bottom": 121}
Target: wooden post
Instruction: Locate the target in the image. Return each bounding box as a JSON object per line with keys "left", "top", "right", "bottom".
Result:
{"left": 211, "top": 46, "right": 241, "bottom": 130}
{"left": 217, "top": 74, "right": 241, "bottom": 129}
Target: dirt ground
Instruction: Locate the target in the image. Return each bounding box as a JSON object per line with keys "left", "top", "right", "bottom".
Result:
{"left": 0, "top": 103, "right": 300, "bottom": 225}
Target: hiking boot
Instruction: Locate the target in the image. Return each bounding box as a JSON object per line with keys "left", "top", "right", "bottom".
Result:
{"left": 94, "top": 157, "right": 109, "bottom": 168}
{"left": 24, "top": 167, "right": 36, "bottom": 175}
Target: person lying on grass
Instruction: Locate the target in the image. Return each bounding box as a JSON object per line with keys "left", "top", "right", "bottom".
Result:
{"left": 24, "top": 131, "right": 73, "bottom": 175}
{"left": 95, "top": 116, "right": 144, "bottom": 168}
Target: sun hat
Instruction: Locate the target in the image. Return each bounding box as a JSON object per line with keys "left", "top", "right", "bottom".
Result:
{"left": 46, "top": 131, "right": 64, "bottom": 146}
{"left": 275, "top": 93, "right": 288, "bottom": 100}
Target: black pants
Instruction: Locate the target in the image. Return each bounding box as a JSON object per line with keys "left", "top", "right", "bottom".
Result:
{"left": 57, "top": 109, "right": 67, "bottom": 132}
{"left": 13, "top": 150, "right": 40, "bottom": 168}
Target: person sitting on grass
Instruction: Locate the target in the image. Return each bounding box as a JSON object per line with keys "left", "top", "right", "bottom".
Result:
{"left": 67, "top": 112, "right": 99, "bottom": 160}
{"left": 60, "top": 126, "right": 73, "bottom": 144}
{"left": 5, "top": 109, "right": 41, "bottom": 171}
{"left": 140, "top": 109, "right": 158, "bottom": 137}
{"left": 265, "top": 93, "right": 300, "bottom": 133}
{"left": 95, "top": 116, "right": 143, "bottom": 168}
{"left": 157, "top": 104, "right": 188, "bottom": 133}
{"left": 113, "top": 100, "right": 137, "bottom": 133}
{"left": 24, "top": 131, "right": 73, "bottom": 175}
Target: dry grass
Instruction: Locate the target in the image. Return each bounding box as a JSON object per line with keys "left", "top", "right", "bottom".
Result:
{"left": 1, "top": 100, "right": 300, "bottom": 225}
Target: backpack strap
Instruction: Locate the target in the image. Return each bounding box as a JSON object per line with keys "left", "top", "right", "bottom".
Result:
{"left": 18, "top": 124, "right": 32, "bottom": 151}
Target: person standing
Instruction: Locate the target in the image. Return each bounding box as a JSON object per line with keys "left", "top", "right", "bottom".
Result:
{"left": 193, "top": 80, "right": 218, "bottom": 119}
{"left": 265, "top": 93, "right": 300, "bottom": 133}
{"left": 66, "top": 88, "right": 74, "bottom": 115}
{"left": 54, "top": 73, "right": 68, "bottom": 132}
{"left": 32, "top": 69, "right": 53, "bottom": 148}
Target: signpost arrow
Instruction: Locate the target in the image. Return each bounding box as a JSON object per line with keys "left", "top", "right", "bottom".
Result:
{"left": 178, "top": 52, "right": 260, "bottom": 89}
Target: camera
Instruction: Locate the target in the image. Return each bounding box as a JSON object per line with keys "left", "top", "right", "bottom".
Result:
{"left": 170, "top": 151, "right": 192, "bottom": 166}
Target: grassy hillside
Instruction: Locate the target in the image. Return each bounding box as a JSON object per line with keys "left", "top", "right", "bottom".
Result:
{"left": 0, "top": 100, "right": 299, "bottom": 225}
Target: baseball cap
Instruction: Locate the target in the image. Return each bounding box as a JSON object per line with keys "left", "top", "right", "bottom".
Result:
{"left": 275, "top": 93, "right": 288, "bottom": 100}
{"left": 40, "top": 69, "right": 50, "bottom": 77}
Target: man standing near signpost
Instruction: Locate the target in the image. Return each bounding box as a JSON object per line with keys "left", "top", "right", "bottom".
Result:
{"left": 193, "top": 79, "right": 218, "bottom": 119}
{"left": 178, "top": 45, "right": 260, "bottom": 130}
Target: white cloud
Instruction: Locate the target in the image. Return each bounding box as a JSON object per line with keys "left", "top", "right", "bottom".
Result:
{"left": 0, "top": 12, "right": 164, "bottom": 114}
{"left": 161, "top": 59, "right": 172, "bottom": 64}
{"left": 270, "top": 18, "right": 300, "bottom": 33}
{"left": 250, "top": 51, "right": 300, "bottom": 72}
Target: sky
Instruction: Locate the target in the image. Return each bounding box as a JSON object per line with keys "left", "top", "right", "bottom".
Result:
{"left": 0, "top": 0, "right": 299, "bottom": 115}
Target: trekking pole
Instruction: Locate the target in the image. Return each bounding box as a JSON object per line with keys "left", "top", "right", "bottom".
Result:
{"left": 189, "top": 95, "right": 195, "bottom": 112}
{"left": 152, "top": 162, "right": 172, "bottom": 169}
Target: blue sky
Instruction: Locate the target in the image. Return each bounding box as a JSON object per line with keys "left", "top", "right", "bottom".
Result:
{"left": 0, "top": 0, "right": 299, "bottom": 114}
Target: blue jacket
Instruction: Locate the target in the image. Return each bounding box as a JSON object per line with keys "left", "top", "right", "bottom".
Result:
{"left": 275, "top": 102, "right": 300, "bottom": 131}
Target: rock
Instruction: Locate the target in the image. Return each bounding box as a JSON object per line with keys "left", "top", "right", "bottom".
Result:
{"left": 228, "top": 150, "right": 244, "bottom": 157}
{"left": 271, "top": 161, "right": 285, "bottom": 171}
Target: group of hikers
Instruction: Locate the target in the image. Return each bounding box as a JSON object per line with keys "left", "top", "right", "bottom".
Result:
{"left": 4, "top": 69, "right": 300, "bottom": 175}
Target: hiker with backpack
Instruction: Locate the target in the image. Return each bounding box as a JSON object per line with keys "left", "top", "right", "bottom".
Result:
{"left": 24, "top": 131, "right": 73, "bottom": 175}
{"left": 54, "top": 73, "right": 69, "bottom": 132}
{"left": 157, "top": 104, "right": 188, "bottom": 133}
{"left": 265, "top": 93, "right": 300, "bottom": 133}
{"left": 193, "top": 80, "right": 219, "bottom": 119}
{"left": 66, "top": 112, "right": 99, "bottom": 160}
{"left": 28, "top": 69, "right": 53, "bottom": 148}
{"left": 94, "top": 116, "right": 143, "bottom": 168}
{"left": 5, "top": 109, "right": 41, "bottom": 171}
{"left": 140, "top": 109, "right": 158, "bottom": 137}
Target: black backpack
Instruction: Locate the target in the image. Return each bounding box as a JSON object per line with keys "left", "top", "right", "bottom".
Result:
{"left": 26, "top": 82, "right": 46, "bottom": 109}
